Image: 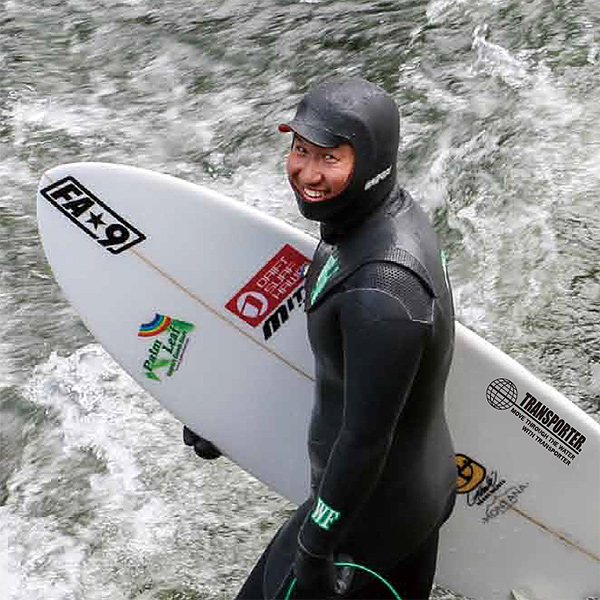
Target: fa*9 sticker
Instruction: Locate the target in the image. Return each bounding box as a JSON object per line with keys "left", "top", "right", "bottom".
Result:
{"left": 40, "top": 176, "right": 146, "bottom": 254}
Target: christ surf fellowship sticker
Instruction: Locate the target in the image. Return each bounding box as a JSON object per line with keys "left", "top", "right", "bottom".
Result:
{"left": 138, "top": 313, "right": 195, "bottom": 381}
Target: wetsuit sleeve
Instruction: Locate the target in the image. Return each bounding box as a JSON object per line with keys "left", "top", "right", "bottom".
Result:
{"left": 298, "top": 276, "right": 432, "bottom": 557}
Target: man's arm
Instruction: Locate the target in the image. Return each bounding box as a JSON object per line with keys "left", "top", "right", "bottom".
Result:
{"left": 298, "top": 276, "right": 433, "bottom": 558}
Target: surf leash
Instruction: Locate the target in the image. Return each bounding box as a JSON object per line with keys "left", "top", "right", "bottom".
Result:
{"left": 284, "top": 562, "right": 402, "bottom": 600}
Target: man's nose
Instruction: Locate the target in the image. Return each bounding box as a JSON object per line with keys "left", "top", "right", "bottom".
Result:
{"left": 299, "top": 158, "right": 323, "bottom": 185}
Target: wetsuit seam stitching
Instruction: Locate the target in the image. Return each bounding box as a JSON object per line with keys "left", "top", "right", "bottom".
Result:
{"left": 297, "top": 536, "right": 328, "bottom": 559}
{"left": 339, "top": 287, "right": 434, "bottom": 324}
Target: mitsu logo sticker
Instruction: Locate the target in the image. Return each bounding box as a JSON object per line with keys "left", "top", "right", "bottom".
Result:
{"left": 138, "top": 314, "right": 195, "bottom": 381}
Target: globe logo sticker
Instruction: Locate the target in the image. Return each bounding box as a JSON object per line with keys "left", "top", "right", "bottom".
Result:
{"left": 486, "top": 378, "right": 518, "bottom": 410}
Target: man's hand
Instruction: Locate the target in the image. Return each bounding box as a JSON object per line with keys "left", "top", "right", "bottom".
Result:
{"left": 293, "top": 543, "right": 338, "bottom": 598}
{"left": 183, "top": 426, "right": 222, "bottom": 460}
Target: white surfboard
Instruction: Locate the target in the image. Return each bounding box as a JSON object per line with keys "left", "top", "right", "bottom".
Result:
{"left": 36, "top": 163, "right": 600, "bottom": 600}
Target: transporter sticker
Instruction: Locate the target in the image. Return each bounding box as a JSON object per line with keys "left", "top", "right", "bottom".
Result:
{"left": 138, "top": 314, "right": 195, "bottom": 381}
{"left": 456, "top": 454, "right": 529, "bottom": 525}
{"left": 40, "top": 175, "right": 146, "bottom": 254}
{"left": 225, "top": 244, "right": 310, "bottom": 341}
{"left": 485, "top": 378, "right": 586, "bottom": 466}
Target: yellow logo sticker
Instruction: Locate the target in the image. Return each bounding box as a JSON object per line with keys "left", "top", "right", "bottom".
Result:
{"left": 456, "top": 454, "right": 487, "bottom": 494}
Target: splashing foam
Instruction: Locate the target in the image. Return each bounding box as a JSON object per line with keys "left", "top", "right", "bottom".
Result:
{"left": 1, "top": 346, "right": 288, "bottom": 599}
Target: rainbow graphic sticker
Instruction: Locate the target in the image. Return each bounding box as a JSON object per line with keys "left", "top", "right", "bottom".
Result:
{"left": 138, "top": 313, "right": 172, "bottom": 337}
{"left": 137, "top": 313, "right": 195, "bottom": 381}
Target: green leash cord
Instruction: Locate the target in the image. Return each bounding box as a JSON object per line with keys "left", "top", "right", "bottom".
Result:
{"left": 284, "top": 562, "right": 403, "bottom": 600}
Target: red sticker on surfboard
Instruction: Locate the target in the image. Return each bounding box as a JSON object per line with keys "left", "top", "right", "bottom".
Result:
{"left": 225, "top": 244, "right": 310, "bottom": 327}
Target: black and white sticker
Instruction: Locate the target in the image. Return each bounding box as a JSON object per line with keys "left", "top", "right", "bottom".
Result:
{"left": 40, "top": 175, "right": 146, "bottom": 254}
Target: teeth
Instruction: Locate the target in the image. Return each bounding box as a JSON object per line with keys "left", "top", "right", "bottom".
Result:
{"left": 304, "top": 188, "right": 325, "bottom": 200}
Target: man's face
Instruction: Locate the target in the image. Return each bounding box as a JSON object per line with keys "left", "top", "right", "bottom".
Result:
{"left": 287, "top": 135, "right": 355, "bottom": 203}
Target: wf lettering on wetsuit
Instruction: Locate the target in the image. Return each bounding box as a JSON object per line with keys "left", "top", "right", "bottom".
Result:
{"left": 311, "top": 497, "right": 341, "bottom": 531}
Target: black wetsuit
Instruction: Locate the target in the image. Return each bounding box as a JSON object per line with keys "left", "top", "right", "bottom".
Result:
{"left": 236, "top": 187, "right": 456, "bottom": 599}
{"left": 235, "top": 76, "right": 456, "bottom": 599}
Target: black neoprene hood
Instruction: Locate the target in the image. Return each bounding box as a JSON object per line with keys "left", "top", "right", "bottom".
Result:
{"left": 280, "top": 76, "right": 400, "bottom": 225}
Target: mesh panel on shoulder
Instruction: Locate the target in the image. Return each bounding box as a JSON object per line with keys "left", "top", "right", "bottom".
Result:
{"left": 346, "top": 261, "right": 434, "bottom": 322}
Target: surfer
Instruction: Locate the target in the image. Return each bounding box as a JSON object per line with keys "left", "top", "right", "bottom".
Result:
{"left": 186, "top": 76, "right": 457, "bottom": 599}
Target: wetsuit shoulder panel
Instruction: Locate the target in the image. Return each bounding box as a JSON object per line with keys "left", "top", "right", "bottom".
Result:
{"left": 344, "top": 261, "right": 434, "bottom": 323}
{"left": 305, "top": 191, "right": 448, "bottom": 312}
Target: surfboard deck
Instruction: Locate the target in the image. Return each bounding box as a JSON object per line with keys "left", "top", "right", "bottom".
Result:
{"left": 36, "top": 162, "right": 600, "bottom": 600}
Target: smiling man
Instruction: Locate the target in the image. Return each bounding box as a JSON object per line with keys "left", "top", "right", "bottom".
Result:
{"left": 232, "top": 77, "right": 458, "bottom": 600}
{"left": 285, "top": 135, "right": 355, "bottom": 204}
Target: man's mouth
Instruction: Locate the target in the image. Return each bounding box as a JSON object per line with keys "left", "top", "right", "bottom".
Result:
{"left": 302, "top": 187, "right": 328, "bottom": 202}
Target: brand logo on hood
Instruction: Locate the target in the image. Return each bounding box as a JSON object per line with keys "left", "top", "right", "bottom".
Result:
{"left": 364, "top": 165, "right": 392, "bottom": 191}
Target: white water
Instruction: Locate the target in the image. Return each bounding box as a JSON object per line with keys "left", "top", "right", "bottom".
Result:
{"left": 1, "top": 0, "right": 598, "bottom": 597}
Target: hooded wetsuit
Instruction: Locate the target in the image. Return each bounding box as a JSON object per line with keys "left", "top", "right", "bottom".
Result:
{"left": 236, "top": 77, "right": 456, "bottom": 600}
